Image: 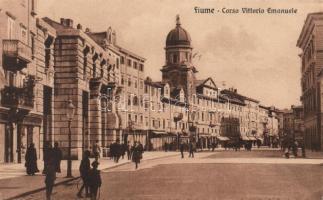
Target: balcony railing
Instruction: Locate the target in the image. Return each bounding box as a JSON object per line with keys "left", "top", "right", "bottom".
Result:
{"left": 3, "top": 40, "right": 32, "bottom": 71}
{"left": 1, "top": 76, "right": 35, "bottom": 111}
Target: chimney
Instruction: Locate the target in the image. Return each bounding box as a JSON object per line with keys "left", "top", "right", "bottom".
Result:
{"left": 60, "top": 18, "right": 74, "bottom": 28}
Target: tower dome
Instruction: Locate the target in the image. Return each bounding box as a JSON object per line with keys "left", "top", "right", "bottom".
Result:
{"left": 166, "top": 15, "right": 191, "bottom": 47}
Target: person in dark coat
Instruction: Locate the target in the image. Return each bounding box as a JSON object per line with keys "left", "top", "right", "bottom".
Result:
{"left": 132, "top": 142, "right": 143, "bottom": 169}
{"left": 77, "top": 150, "right": 91, "bottom": 198}
{"left": 52, "top": 142, "right": 62, "bottom": 173}
{"left": 188, "top": 141, "right": 194, "bottom": 158}
{"left": 43, "top": 142, "right": 53, "bottom": 174}
{"left": 109, "top": 142, "right": 115, "bottom": 161}
{"left": 88, "top": 161, "right": 102, "bottom": 200}
{"left": 126, "top": 141, "right": 131, "bottom": 160}
{"left": 180, "top": 141, "right": 185, "bottom": 158}
{"left": 115, "top": 139, "right": 121, "bottom": 163}
{"left": 45, "top": 158, "right": 56, "bottom": 200}
{"left": 25, "top": 143, "right": 39, "bottom": 175}
{"left": 121, "top": 142, "right": 127, "bottom": 159}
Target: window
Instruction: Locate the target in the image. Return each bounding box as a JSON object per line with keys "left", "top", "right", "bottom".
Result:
{"left": 139, "top": 64, "right": 144, "bottom": 71}
{"left": 128, "top": 114, "right": 131, "bottom": 121}
{"left": 31, "top": 34, "right": 35, "bottom": 59}
{"left": 116, "top": 58, "right": 119, "bottom": 69}
{"left": 127, "top": 59, "right": 132, "bottom": 67}
{"left": 7, "top": 16, "right": 15, "bottom": 39}
{"left": 121, "top": 76, "right": 125, "bottom": 85}
{"left": 128, "top": 77, "right": 131, "bottom": 87}
{"left": 133, "top": 62, "right": 137, "bottom": 69}
{"left": 140, "top": 81, "right": 143, "bottom": 89}
{"left": 145, "top": 85, "right": 148, "bottom": 93}
{"left": 134, "top": 80, "right": 137, "bottom": 88}
{"left": 133, "top": 96, "right": 138, "bottom": 106}
{"left": 120, "top": 56, "right": 124, "bottom": 64}
{"left": 173, "top": 54, "right": 178, "bottom": 63}
{"left": 128, "top": 95, "right": 131, "bottom": 106}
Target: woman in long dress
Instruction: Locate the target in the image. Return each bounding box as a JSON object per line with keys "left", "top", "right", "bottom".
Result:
{"left": 25, "top": 143, "right": 39, "bottom": 175}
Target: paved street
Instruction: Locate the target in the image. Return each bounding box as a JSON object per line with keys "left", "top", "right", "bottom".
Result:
{"left": 15, "top": 149, "right": 323, "bottom": 200}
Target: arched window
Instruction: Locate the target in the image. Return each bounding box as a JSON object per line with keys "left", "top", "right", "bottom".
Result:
{"left": 173, "top": 53, "right": 178, "bottom": 63}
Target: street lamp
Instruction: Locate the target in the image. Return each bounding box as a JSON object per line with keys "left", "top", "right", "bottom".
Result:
{"left": 66, "top": 99, "right": 75, "bottom": 178}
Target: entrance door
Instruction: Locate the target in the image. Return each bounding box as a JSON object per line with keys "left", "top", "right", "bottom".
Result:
{"left": 5, "top": 124, "right": 14, "bottom": 163}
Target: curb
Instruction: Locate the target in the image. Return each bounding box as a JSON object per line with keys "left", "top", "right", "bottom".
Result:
{"left": 5, "top": 153, "right": 178, "bottom": 200}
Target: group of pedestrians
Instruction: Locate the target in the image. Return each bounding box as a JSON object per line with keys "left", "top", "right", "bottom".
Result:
{"left": 77, "top": 150, "right": 102, "bottom": 200}
{"left": 109, "top": 139, "right": 128, "bottom": 163}
{"left": 109, "top": 140, "right": 144, "bottom": 169}
{"left": 179, "top": 141, "right": 196, "bottom": 159}
{"left": 25, "top": 141, "right": 63, "bottom": 200}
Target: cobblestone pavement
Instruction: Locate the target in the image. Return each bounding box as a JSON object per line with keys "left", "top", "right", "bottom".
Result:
{"left": 18, "top": 149, "right": 323, "bottom": 200}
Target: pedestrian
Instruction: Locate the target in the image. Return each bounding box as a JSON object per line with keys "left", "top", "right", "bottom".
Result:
{"left": 121, "top": 142, "right": 127, "bottom": 159}
{"left": 92, "top": 141, "right": 101, "bottom": 161}
{"left": 88, "top": 161, "right": 102, "bottom": 200}
{"left": 43, "top": 142, "right": 53, "bottom": 174}
{"left": 52, "top": 142, "right": 62, "bottom": 173}
{"left": 180, "top": 141, "right": 185, "bottom": 158}
{"left": 292, "top": 140, "right": 298, "bottom": 157}
{"left": 77, "top": 150, "right": 91, "bottom": 198}
{"left": 126, "top": 141, "right": 131, "bottom": 160}
{"left": 115, "top": 139, "right": 121, "bottom": 163}
{"left": 211, "top": 141, "right": 216, "bottom": 152}
{"left": 164, "top": 142, "right": 168, "bottom": 152}
{"left": 109, "top": 142, "right": 115, "bottom": 161}
{"left": 188, "top": 141, "right": 194, "bottom": 158}
{"left": 25, "top": 143, "right": 39, "bottom": 175}
{"left": 132, "top": 142, "right": 142, "bottom": 169}
{"left": 45, "top": 158, "right": 56, "bottom": 200}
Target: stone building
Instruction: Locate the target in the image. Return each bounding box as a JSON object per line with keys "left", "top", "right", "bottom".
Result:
{"left": 0, "top": 8, "right": 281, "bottom": 162}
{"left": 0, "top": 0, "right": 56, "bottom": 163}
{"left": 297, "top": 12, "right": 323, "bottom": 150}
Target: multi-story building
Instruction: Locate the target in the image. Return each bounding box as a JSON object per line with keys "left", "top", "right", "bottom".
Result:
{"left": 297, "top": 12, "right": 323, "bottom": 150}
{"left": 0, "top": 0, "right": 56, "bottom": 163}
{"left": 0, "top": 9, "right": 281, "bottom": 162}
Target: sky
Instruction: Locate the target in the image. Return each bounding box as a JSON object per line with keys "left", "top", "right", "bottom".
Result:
{"left": 38, "top": 0, "right": 323, "bottom": 109}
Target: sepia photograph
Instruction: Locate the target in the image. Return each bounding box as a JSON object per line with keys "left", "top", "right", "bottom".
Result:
{"left": 0, "top": 0, "right": 323, "bottom": 199}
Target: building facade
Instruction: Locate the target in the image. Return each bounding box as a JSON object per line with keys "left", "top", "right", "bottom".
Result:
{"left": 0, "top": 8, "right": 281, "bottom": 162}
{"left": 297, "top": 12, "right": 323, "bottom": 150}
{"left": 0, "top": 0, "right": 57, "bottom": 163}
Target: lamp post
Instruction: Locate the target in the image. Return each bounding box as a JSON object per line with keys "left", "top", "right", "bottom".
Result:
{"left": 66, "top": 100, "right": 75, "bottom": 178}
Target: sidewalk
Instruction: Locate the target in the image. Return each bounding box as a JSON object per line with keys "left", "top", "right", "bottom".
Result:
{"left": 0, "top": 151, "right": 179, "bottom": 200}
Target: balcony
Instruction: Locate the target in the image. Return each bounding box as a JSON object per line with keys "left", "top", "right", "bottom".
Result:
{"left": 209, "top": 121, "right": 217, "bottom": 128}
{"left": 1, "top": 76, "right": 36, "bottom": 111}
{"left": 2, "top": 40, "right": 32, "bottom": 72}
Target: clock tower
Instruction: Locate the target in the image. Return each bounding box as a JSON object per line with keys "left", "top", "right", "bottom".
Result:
{"left": 161, "top": 15, "right": 198, "bottom": 102}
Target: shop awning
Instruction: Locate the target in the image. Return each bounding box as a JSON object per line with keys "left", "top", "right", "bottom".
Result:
{"left": 241, "top": 135, "right": 250, "bottom": 141}
{"left": 217, "top": 136, "right": 230, "bottom": 141}
{"left": 248, "top": 136, "right": 257, "bottom": 141}
{"left": 152, "top": 131, "right": 167, "bottom": 135}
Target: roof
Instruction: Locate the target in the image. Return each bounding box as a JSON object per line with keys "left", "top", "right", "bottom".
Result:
{"left": 166, "top": 15, "right": 191, "bottom": 47}
{"left": 221, "top": 89, "right": 259, "bottom": 104}
{"left": 297, "top": 12, "right": 323, "bottom": 49}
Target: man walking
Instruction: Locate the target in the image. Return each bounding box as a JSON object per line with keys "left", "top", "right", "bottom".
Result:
{"left": 88, "top": 161, "right": 102, "bottom": 200}
{"left": 77, "top": 150, "right": 91, "bottom": 198}
{"left": 45, "top": 158, "right": 56, "bottom": 200}
{"left": 92, "top": 141, "right": 101, "bottom": 161}
{"left": 52, "top": 142, "right": 62, "bottom": 173}
{"left": 180, "top": 141, "right": 185, "bottom": 158}
{"left": 188, "top": 141, "right": 194, "bottom": 158}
